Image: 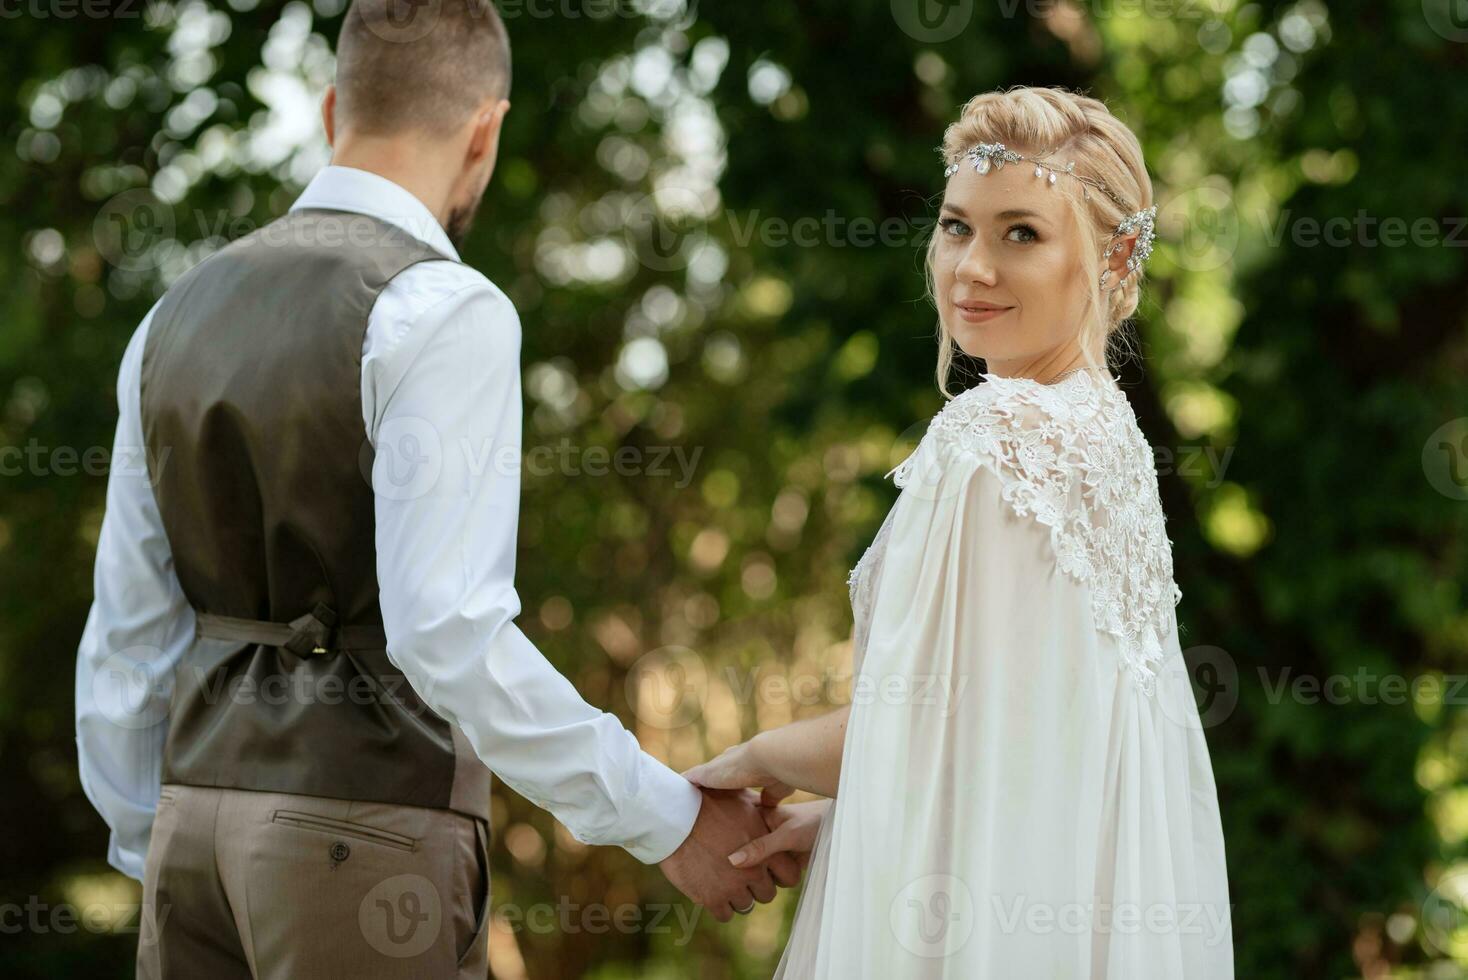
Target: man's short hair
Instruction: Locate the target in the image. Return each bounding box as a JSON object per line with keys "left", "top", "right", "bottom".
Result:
{"left": 335, "top": 0, "right": 512, "bottom": 138}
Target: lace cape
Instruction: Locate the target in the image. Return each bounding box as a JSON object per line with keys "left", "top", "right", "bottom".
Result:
{"left": 847, "top": 369, "right": 1182, "bottom": 696}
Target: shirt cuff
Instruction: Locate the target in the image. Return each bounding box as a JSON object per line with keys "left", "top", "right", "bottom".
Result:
{"left": 107, "top": 832, "right": 147, "bottom": 883}
{"left": 615, "top": 754, "right": 703, "bottom": 865}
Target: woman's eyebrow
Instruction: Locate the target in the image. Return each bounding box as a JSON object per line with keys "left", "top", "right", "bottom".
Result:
{"left": 941, "top": 204, "right": 1047, "bottom": 222}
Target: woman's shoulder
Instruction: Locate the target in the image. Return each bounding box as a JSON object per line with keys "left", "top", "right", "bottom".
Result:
{"left": 887, "top": 367, "right": 1183, "bottom": 695}
{"left": 888, "top": 368, "right": 1140, "bottom": 494}
{"left": 944, "top": 367, "right": 1117, "bottom": 431}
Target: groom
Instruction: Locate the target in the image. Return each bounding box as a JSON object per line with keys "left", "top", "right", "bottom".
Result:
{"left": 73, "top": 1, "right": 798, "bottom": 976}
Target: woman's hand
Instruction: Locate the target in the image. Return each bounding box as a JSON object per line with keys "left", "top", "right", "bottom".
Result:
{"left": 729, "top": 799, "right": 832, "bottom": 872}
{"left": 683, "top": 735, "right": 795, "bottom": 807}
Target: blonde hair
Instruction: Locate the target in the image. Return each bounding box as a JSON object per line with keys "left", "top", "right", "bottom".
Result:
{"left": 927, "top": 86, "right": 1153, "bottom": 396}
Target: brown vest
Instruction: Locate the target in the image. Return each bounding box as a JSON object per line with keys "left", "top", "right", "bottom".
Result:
{"left": 139, "top": 208, "right": 491, "bottom": 820}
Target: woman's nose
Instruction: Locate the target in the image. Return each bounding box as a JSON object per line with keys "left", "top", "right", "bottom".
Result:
{"left": 954, "top": 241, "right": 997, "bottom": 285}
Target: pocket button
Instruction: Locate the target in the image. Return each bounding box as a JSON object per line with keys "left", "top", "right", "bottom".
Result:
{"left": 329, "top": 841, "right": 351, "bottom": 862}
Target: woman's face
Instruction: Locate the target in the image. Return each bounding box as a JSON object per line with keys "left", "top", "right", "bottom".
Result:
{"left": 933, "top": 156, "right": 1093, "bottom": 375}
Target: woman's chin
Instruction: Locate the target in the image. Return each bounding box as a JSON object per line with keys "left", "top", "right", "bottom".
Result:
{"left": 947, "top": 330, "right": 991, "bottom": 361}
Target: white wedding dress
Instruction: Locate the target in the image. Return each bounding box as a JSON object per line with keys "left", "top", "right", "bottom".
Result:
{"left": 773, "top": 369, "right": 1234, "bottom": 978}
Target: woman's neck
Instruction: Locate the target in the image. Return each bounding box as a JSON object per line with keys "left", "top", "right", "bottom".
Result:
{"left": 984, "top": 346, "right": 1096, "bottom": 385}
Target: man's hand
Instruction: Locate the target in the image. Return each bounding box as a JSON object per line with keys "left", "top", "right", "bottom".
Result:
{"left": 658, "top": 787, "right": 803, "bottom": 922}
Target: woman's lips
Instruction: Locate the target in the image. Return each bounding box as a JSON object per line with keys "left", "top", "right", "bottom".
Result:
{"left": 954, "top": 304, "right": 1013, "bottom": 323}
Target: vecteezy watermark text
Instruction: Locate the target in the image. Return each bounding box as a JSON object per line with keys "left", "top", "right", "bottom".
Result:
{"left": 0, "top": 441, "right": 169, "bottom": 481}
{"left": 497, "top": 897, "right": 701, "bottom": 944}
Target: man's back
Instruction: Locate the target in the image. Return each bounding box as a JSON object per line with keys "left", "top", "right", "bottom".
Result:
{"left": 137, "top": 206, "right": 492, "bottom": 814}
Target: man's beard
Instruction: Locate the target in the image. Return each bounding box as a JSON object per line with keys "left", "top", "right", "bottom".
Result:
{"left": 445, "top": 196, "right": 483, "bottom": 251}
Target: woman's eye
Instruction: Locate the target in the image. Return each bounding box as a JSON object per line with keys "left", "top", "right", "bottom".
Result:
{"left": 1006, "top": 224, "right": 1039, "bottom": 243}
{"left": 939, "top": 217, "right": 972, "bottom": 237}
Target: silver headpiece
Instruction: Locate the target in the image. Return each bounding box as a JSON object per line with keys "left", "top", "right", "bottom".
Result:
{"left": 943, "top": 141, "right": 1158, "bottom": 292}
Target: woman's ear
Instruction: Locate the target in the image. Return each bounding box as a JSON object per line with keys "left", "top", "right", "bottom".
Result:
{"left": 1100, "top": 230, "right": 1140, "bottom": 288}
{"left": 1106, "top": 231, "right": 1139, "bottom": 275}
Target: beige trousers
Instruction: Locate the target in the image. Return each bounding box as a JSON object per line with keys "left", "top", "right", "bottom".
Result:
{"left": 136, "top": 783, "right": 490, "bottom": 979}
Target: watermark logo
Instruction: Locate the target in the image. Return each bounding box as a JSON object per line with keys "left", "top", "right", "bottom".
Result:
{"left": 1424, "top": 417, "right": 1468, "bottom": 500}
{"left": 359, "top": 874, "right": 442, "bottom": 958}
{"left": 890, "top": 873, "right": 975, "bottom": 958}
{"left": 1423, "top": 868, "right": 1468, "bottom": 955}
{"left": 1423, "top": 0, "right": 1468, "bottom": 42}
{"left": 362, "top": 416, "right": 445, "bottom": 501}
{"left": 623, "top": 186, "right": 709, "bottom": 272}
{"left": 888, "top": 418, "right": 952, "bottom": 503}
{"left": 91, "top": 645, "right": 173, "bottom": 730}
{"left": 93, "top": 190, "right": 173, "bottom": 273}
{"left": 891, "top": 0, "right": 974, "bottom": 42}
{"left": 1157, "top": 644, "right": 1239, "bottom": 731}
{"left": 1157, "top": 184, "right": 1239, "bottom": 273}
{"left": 359, "top": 0, "right": 443, "bottom": 43}
{"left": 626, "top": 645, "right": 709, "bottom": 729}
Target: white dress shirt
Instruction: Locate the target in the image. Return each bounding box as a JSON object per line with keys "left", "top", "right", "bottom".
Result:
{"left": 74, "top": 165, "right": 702, "bottom": 880}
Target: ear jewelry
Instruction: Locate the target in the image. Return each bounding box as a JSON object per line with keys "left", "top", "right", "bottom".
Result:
{"left": 943, "top": 141, "right": 1158, "bottom": 292}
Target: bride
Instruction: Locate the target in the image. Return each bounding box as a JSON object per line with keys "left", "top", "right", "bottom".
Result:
{"left": 682, "top": 86, "right": 1234, "bottom": 977}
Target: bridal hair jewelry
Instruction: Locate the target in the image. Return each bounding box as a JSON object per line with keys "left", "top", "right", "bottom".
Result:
{"left": 1098, "top": 204, "right": 1157, "bottom": 292}
{"left": 942, "top": 141, "right": 1158, "bottom": 291}
{"left": 943, "top": 140, "right": 1128, "bottom": 208}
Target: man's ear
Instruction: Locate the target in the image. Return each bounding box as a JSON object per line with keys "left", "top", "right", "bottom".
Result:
{"left": 321, "top": 85, "right": 338, "bottom": 147}
{"left": 466, "top": 98, "right": 511, "bottom": 171}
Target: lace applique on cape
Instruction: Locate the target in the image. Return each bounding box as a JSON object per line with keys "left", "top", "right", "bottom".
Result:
{"left": 851, "top": 370, "right": 1182, "bottom": 696}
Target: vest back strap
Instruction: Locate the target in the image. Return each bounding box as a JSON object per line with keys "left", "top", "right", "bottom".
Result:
{"left": 195, "top": 602, "right": 387, "bottom": 656}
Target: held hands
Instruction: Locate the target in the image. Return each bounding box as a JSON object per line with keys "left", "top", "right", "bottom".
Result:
{"left": 660, "top": 737, "right": 831, "bottom": 922}
{"left": 683, "top": 737, "right": 828, "bottom": 872}
{"left": 657, "top": 787, "right": 803, "bottom": 923}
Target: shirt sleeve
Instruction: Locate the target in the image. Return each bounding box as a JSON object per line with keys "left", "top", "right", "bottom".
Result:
{"left": 365, "top": 271, "right": 701, "bottom": 865}
{"left": 73, "top": 305, "right": 196, "bottom": 882}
